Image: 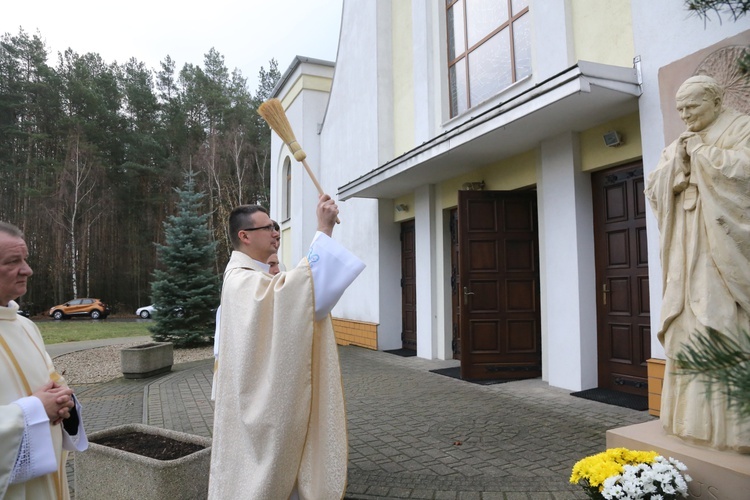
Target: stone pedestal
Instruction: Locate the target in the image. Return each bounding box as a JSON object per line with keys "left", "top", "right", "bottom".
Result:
{"left": 607, "top": 420, "right": 750, "bottom": 499}
{"left": 121, "top": 342, "right": 173, "bottom": 379}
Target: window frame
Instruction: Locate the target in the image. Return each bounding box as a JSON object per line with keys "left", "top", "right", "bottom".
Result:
{"left": 282, "top": 157, "right": 292, "bottom": 222}
{"left": 446, "top": 0, "right": 530, "bottom": 118}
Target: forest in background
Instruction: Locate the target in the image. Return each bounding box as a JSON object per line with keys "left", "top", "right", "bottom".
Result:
{"left": 0, "top": 28, "right": 281, "bottom": 314}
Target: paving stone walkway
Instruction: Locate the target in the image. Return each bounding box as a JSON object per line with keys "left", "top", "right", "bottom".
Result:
{"left": 62, "top": 343, "right": 655, "bottom": 499}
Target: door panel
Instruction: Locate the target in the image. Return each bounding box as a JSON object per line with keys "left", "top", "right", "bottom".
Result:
{"left": 458, "top": 190, "right": 541, "bottom": 381}
{"left": 593, "top": 163, "right": 651, "bottom": 396}
{"left": 401, "top": 220, "right": 417, "bottom": 351}
{"left": 450, "top": 210, "right": 461, "bottom": 359}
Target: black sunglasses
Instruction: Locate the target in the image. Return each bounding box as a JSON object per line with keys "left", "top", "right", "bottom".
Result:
{"left": 241, "top": 224, "right": 277, "bottom": 232}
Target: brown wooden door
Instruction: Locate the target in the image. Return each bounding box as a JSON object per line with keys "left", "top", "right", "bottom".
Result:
{"left": 592, "top": 163, "right": 651, "bottom": 396}
{"left": 401, "top": 220, "right": 417, "bottom": 351}
{"left": 458, "top": 191, "right": 541, "bottom": 381}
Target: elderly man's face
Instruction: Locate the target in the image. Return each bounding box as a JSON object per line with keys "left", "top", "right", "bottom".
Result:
{"left": 0, "top": 233, "right": 33, "bottom": 306}
{"left": 676, "top": 84, "right": 721, "bottom": 132}
{"left": 267, "top": 254, "right": 280, "bottom": 275}
{"left": 271, "top": 221, "right": 280, "bottom": 250}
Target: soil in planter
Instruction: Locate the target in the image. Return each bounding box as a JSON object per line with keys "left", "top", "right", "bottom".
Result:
{"left": 93, "top": 431, "right": 205, "bottom": 460}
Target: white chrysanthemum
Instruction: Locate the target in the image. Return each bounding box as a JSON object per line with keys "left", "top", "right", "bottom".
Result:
{"left": 642, "top": 478, "right": 658, "bottom": 493}
{"left": 662, "top": 482, "right": 676, "bottom": 495}
{"left": 674, "top": 475, "right": 689, "bottom": 494}
{"left": 573, "top": 451, "right": 690, "bottom": 500}
{"left": 621, "top": 476, "right": 644, "bottom": 498}
{"left": 601, "top": 476, "right": 625, "bottom": 500}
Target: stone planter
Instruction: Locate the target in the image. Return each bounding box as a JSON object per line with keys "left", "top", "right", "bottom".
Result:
{"left": 74, "top": 423, "right": 212, "bottom": 500}
{"left": 121, "top": 342, "right": 173, "bottom": 379}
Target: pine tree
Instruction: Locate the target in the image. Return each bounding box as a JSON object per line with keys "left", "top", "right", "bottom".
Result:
{"left": 149, "top": 171, "right": 219, "bottom": 346}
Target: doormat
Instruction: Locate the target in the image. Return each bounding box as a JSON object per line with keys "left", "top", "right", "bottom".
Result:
{"left": 383, "top": 348, "right": 416, "bottom": 357}
{"left": 570, "top": 388, "right": 648, "bottom": 411}
{"left": 429, "top": 367, "right": 524, "bottom": 385}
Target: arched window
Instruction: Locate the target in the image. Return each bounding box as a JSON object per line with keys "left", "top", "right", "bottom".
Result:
{"left": 282, "top": 157, "right": 292, "bottom": 221}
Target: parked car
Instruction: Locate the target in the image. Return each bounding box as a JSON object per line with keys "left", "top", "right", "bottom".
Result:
{"left": 49, "top": 298, "right": 110, "bottom": 320}
{"left": 135, "top": 304, "right": 156, "bottom": 319}
{"left": 135, "top": 304, "right": 185, "bottom": 319}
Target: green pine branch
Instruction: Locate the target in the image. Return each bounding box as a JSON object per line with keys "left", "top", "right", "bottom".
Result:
{"left": 675, "top": 328, "right": 750, "bottom": 417}
{"left": 686, "top": 0, "right": 750, "bottom": 20}
{"left": 686, "top": 0, "right": 750, "bottom": 75}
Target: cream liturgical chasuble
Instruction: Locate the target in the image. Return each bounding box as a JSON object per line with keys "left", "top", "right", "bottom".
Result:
{"left": 1, "top": 300, "right": 88, "bottom": 499}
{"left": 209, "top": 233, "right": 365, "bottom": 500}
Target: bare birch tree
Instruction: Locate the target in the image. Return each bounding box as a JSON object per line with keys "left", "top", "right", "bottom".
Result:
{"left": 49, "top": 131, "right": 101, "bottom": 298}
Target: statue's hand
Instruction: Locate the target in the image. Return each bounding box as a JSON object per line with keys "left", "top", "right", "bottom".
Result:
{"left": 682, "top": 132, "right": 703, "bottom": 155}
{"left": 677, "top": 132, "right": 698, "bottom": 175}
{"left": 673, "top": 171, "right": 689, "bottom": 194}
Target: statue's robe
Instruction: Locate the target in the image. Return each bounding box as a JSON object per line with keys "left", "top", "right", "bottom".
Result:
{"left": 209, "top": 234, "right": 365, "bottom": 499}
{"left": 1, "top": 300, "right": 88, "bottom": 499}
{"left": 645, "top": 107, "right": 750, "bottom": 452}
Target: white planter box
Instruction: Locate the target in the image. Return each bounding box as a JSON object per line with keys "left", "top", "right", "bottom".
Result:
{"left": 74, "top": 424, "right": 212, "bottom": 500}
{"left": 120, "top": 342, "right": 173, "bottom": 379}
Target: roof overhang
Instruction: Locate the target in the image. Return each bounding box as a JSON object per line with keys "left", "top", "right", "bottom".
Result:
{"left": 338, "top": 61, "right": 641, "bottom": 201}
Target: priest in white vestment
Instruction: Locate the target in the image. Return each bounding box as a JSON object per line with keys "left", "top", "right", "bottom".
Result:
{"left": 209, "top": 195, "right": 365, "bottom": 500}
{"left": 211, "top": 252, "right": 281, "bottom": 401}
{"left": 0, "top": 222, "right": 88, "bottom": 499}
{"left": 645, "top": 75, "right": 750, "bottom": 452}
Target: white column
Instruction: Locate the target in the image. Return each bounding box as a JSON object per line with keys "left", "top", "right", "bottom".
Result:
{"left": 537, "top": 132, "right": 598, "bottom": 391}
{"left": 411, "top": 0, "right": 437, "bottom": 144}
{"left": 414, "top": 184, "right": 438, "bottom": 359}
{"left": 435, "top": 203, "right": 452, "bottom": 360}
{"left": 531, "top": 0, "right": 575, "bottom": 81}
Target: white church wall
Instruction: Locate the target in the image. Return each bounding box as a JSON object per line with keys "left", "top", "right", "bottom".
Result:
{"left": 318, "top": 0, "right": 388, "bottom": 324}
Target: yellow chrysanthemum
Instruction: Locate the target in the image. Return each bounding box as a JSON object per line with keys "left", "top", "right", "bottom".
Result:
{"left": 570, "top": 448, "right": 659, "bottom": 488}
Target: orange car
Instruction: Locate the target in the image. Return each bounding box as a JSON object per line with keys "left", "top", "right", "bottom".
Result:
{"left": 49, "top": 298, "right": 110, "bottom": 320}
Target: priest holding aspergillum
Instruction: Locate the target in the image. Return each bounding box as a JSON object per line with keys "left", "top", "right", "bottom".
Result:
{"left": 209, "top": 194, "right": 365, "bottom": 499}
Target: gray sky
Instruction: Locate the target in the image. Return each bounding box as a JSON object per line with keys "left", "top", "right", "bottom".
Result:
{"left": 3, "top": 0, "right": 343, "bottom": 92}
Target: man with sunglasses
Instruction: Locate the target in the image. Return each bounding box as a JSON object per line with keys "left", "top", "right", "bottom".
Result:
{"left": 210, "top": 218, "right": 284, "bottom": 402}
{"left": 209, "top": 194, "right": 365, "bottom": 500}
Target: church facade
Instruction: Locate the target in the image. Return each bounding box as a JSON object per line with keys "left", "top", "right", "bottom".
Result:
{"left": 267, "top": 0, "right": 749, "bottom": 409}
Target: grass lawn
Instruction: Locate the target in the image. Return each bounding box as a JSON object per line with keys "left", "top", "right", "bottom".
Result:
{"left": 36, "top": 319, "right": 151, "bottom": 344}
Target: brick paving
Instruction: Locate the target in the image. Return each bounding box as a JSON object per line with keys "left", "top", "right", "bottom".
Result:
{"left": 60, "top": 343, "right": 655, "bottom": 499}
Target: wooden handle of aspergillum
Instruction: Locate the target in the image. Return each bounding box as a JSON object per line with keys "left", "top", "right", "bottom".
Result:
{"left": 301, "top": 158, "right": 341, "bottom": 224}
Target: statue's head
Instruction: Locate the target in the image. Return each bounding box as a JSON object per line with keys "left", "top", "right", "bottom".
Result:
{"left": 675, "top": 75, "right": 724, "bottom": 132}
